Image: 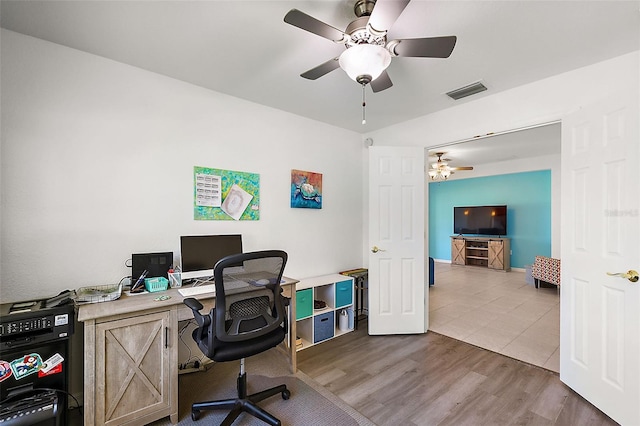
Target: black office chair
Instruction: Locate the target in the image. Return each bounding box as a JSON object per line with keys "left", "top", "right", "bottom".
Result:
{"left": 183, "top": 250, "right": 291, "bottom": 425}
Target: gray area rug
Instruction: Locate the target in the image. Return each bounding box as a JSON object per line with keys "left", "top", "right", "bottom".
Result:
{"left": 149, "top": 347, "right": 374, "bottom": 425}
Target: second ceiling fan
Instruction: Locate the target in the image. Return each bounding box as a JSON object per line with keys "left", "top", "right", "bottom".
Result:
{"left": 428, "top": 152, "right": 474, "bottom": 181}
{"left": 284, "top": 0, "right": 457, "bottom": 93}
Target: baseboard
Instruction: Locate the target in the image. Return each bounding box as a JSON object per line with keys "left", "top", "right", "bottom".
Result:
{"left": 433, "top": 258, "right": 526, "bottom": 273}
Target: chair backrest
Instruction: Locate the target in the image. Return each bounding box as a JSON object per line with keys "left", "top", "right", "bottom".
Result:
{"left": 213, "top": 250, "right": 288, "bottom": 343}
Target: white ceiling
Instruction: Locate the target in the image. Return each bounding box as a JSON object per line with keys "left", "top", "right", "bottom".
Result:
{"left": 427, "top": 122, "right": 561, "bottom": 167}
{"left": 1, "top": 1, "right": 638, "bottom": 164}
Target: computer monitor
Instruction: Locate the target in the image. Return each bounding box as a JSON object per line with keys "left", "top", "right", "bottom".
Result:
{"left": 180, "top": 234, "right": 243, "bottom": 280}
{"left": 131, "top": 252, "right": 173, "bottom": 281}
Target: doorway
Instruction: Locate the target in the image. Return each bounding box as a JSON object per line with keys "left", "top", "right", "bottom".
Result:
{"left": 425, "top": 122, "right": 561, "bottom": 371}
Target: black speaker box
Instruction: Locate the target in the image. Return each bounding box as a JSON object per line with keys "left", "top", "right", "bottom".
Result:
{"left": 131, "top": 252, "right": 173, "bottom": 281}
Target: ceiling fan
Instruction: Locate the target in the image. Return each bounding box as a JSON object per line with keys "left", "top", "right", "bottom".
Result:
{"left": 428, "top": 152, "right": 473, "bottom": 181}
{"left": 283, "top": 0, "right": 457, "bottom": 93}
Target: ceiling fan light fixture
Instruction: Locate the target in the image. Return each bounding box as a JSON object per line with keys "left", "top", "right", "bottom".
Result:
{"left": 428, "top": 152, "right": 458, "bottom": 180}
{"left": 428, "top": 168, "right": 450, "bottom": 181}
{"left": 339, "top": 44, "right": 391, "bottom": 84}
{"left": 435, "top": 169, "right": 450, "bottom": 180}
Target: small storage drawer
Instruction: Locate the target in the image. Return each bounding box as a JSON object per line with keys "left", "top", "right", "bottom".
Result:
{"left": 335, "top": 280, "right": 353, "bottom": 307}
{"left": 296, "top": 288, "right": 313, "bottom": 320}
{"left": 313, "top": 311, "right": 334, "bottom": 343}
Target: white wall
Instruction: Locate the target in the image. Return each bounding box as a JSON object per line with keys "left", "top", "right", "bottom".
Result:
{"left": 362, "top": 51, "right": 639, "bottom": 263}
{"left": 0, "top": 30, "right": 364, "bottom": 303}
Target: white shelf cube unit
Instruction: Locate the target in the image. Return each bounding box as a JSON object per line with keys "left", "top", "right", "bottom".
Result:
{"left": 295, "top": 274, "right": 355, "bottom": 351}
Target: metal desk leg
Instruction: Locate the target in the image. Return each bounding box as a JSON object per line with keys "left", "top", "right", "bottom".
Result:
{"left": 354, "top": 275, "right": 367, "bottom": 330}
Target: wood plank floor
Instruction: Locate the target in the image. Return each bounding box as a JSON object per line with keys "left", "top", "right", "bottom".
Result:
{"left": 297, "top": 321, "right": 618, "bottom": 426}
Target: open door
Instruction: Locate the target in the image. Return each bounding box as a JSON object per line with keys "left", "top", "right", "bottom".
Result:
{"left": 368, "top": 146, "right": 428, "bottom": 335}
{"left": 560, "top": 91, "right": 639, "bottom": 425}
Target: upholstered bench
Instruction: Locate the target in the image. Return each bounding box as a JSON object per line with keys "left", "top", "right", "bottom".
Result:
{"left": 531, "top": 255, "right": 560, "bottom": 288}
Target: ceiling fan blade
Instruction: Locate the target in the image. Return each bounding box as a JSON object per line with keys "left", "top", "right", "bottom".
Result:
{"left": 367, "top": 0, "right": 411, "bottom": 33}
{"left": 371, "top": 70, "right": 393, "bottom": 92}
{"left": 391, "top": 36, "right": 457, "bottom": 58}
{"left": 300, "top": 57, "right": 340, "bottom": 80}
{"left": 284, "top": 9, "right": 347, "bottom": 42}
{"left": 451, "top": 166, "right": 474, "bottom": 171}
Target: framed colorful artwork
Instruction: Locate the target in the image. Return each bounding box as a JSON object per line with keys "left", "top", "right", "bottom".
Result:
{"left": 291, "top": 169, "right": 322, "bottom": 209}
{"left": 194, "top": 166, "right": 260, "bottom": 220}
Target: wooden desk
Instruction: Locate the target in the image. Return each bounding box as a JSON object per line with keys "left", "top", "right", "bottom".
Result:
{"left": 78, "top": 278, "right": 298, "bottom": 426}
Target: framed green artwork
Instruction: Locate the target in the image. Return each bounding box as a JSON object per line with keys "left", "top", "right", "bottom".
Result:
{"left": 194, "top": 166, "right": 260, "bottom": 220}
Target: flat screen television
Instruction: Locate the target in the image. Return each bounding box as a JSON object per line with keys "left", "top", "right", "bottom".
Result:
{"left": 180, "top": 234, "right": 243, "bottom": 280}
{"left": 454, "top": 205, "right": 507, "bottom": 236}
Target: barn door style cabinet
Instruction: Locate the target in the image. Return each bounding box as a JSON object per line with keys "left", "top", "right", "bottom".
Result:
{"left": 82, "top": 306, "right": 178, "bottom": 425}
{"left": 451, "top": 236, "right": 511, "bottom": 271}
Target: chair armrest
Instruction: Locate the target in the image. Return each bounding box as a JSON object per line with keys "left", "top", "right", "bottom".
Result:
{"left": 183, "top": 297, "right": 215, "bottom": 356}
{"left": 184, "top": 297, "right": 210, "bottom": 330}
{"left": 184, "top": 297, "right": 203, "bottom": 311}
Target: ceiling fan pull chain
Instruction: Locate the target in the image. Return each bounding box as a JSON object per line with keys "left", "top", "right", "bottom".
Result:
{"left": 362, "top": 83, "right": 366, "bottom": 125}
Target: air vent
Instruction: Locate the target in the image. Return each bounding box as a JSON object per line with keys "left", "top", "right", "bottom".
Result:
{"left": 446, "top": 81, "right": 487, "bottom": 100}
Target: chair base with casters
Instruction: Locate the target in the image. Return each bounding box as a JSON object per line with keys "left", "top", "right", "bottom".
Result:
{"left": 191, "top": 358, "right": 290, "bottom": 425}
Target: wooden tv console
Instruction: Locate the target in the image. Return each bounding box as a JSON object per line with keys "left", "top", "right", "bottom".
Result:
{"left": 451, "top": 236, "right": 511, "bottom": 271}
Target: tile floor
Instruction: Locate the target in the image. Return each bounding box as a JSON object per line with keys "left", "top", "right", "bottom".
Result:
{"left": 429, "top": 262, "right": 560, "bottom": 372}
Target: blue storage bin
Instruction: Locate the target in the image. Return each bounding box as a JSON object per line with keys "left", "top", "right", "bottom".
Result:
{"left": 313, "top": 311, "right": 334, "bottom": 343}
{"left": 335, "top": 280, "right": 353, "bottom": 307}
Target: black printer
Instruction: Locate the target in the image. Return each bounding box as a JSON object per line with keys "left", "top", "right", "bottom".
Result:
{"left": 0, "top": 295, "right": 75, "bottom": 426}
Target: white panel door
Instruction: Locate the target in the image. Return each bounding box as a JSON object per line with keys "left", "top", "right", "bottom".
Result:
{"left": 560, "top": 91, "right": 640, "bottom": 425}
{"left": 368, "top": 146, "right": 427, "bottom": 335}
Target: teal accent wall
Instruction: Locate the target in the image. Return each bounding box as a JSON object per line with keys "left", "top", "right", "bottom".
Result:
{"left": 428, "top": 170, "right": 551, "bottom": 269}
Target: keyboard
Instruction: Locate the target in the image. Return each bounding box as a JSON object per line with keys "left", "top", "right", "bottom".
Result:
{"left": 177, "top": 280, "right": 250, "bottom": 297}
{"left": 178, "top": 284, "right": 216, "bottom": 297}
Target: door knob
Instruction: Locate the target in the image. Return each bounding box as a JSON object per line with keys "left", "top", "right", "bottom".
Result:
{"left": 607, "top": 270, "right": 639, "bottom": 283}
{"left": 371, "top": 246, "right": 386, "bottom": 253}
